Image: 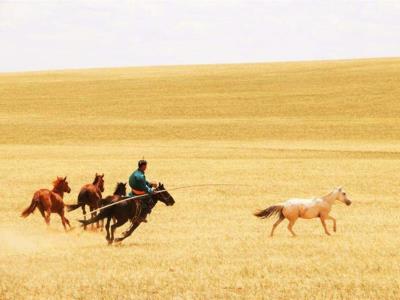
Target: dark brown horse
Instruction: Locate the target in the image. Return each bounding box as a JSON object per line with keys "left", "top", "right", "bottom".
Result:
{"left": 21, "top": 176, "right": 72, "bottom": 230}
{"left": 67, "top": 173, "right": 104, "bottom": 230}
{"left": 79, "top": 183, "right": 175, "bottom": 244}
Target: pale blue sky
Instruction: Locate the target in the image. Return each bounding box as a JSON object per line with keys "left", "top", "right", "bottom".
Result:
{"left": 1, "top": 0, "right": 399, "bottom": 72}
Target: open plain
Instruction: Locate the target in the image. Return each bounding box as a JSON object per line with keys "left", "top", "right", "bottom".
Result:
{"left": 0, "top": 58, "right": 399, "bottom": 299}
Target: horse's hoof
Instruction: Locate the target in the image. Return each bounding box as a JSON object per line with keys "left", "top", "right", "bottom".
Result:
{"left": 114, "top": 240, "right": 123, "bottom": 246}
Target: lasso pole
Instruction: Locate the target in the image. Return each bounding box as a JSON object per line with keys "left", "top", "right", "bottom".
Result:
{"left": 81, "top": 183, "right": 249, "bottom": 217}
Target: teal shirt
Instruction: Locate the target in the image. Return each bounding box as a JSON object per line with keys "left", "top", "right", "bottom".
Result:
{"left": 129, "top": 169, "right": 153, "bottom": 194}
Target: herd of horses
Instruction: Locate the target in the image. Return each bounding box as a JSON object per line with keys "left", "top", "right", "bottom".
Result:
{"left": 21, "top": 174, "right": 175, "bottom": 244}
{"left": 21, "top": 173, "right": 352, "bottom": 243}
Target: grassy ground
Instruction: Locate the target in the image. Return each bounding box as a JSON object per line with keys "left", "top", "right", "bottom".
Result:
{"left": 0, "top": 58, "right": 399, "bottom": 299}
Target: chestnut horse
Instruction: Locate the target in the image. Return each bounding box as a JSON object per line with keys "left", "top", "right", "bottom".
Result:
{"left": 254, "top": 187, "right": 352, "bottom": 237}
{"left": 21, "top": 176, "right": 72, "bottom": 230}
{"left": 67, "top": 173, "right": 104, "bottom": 230}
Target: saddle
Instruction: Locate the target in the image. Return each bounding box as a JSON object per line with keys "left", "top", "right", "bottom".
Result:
{"left": 131, "top": 188, "right": 145, "bottom": 195}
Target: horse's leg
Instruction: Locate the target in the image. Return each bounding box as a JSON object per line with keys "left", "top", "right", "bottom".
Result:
{"left": 37, "top": 203, "right": 45, "bottom": 221}
{"left": 65, "top": 216, "right": 71, "bottom": 229}
{"left": 270, "top": 216, "right": 285, "bottom": 237}
{"left": 110, "top": 218, "right": 128, "bottom": 244}
{"left": 287, "top": 217, "right": 297, "bottom": 237}
{"left": 95, "top": 193, "right": 102, "bottom": 230}
{"left": 319, "top": 216, "right": 331, "bottom": 236}
{"left": 82, "top": 204, "right": 87, "bottom": 230}
{"left": 62, "top": 208, "right": 71, "bottom": 229}
{"left": 45, "top": 208, "right": 51, "bottom": 225}
{"left": 100, "top": 213, "right": 104, "bottom": 231}
{"left": 326, "top": 215, "right": 337, "bottom": 232}
{"left": 105, "top": 217, "right": 111, "bottom": 244}
{"left": 91, "top": 209, "right": 96, "bottom": 230}
{"left": 114, "top": 221, "right": 141, "bottom": 243}
{"left": 59, "top": 211, "right": 68, "bottom": 231}
{"left": 95, "top": 206, "right": 100, "bottom": 229}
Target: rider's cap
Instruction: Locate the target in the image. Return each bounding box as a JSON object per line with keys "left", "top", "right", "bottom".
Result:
{"left": 138, "top": 159, "right": 147, "bottom": 167}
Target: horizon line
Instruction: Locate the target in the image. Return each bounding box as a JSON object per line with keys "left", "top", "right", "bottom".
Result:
{"left": 1, "top": 56, "right": 399, "bottom": 75}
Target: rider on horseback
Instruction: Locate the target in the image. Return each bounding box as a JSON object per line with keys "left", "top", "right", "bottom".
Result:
{"left": 128, "top": 159, "right": 157, "bottom": 222}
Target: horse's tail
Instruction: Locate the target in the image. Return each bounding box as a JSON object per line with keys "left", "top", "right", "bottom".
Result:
{"left": 66, "top": 203, "right": 82, "bottom": 212}
{"left": 67, "top": 189, "right": 88, "bottom": 212}
{"left": 21, "top": 194, "right": 38, "bottom": 218}
{"left": 254, "top": 205, "right": 284, "bottom": 219}
{"left": 78, "top": 208, "right": 109, "bottom": 226}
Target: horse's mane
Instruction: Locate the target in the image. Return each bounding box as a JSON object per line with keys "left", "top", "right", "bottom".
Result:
{"left": 113, "top": 182, "right": 126, "bottom": 195}
{"left": 52, "top": 177, "right": 63, "bottom": 187}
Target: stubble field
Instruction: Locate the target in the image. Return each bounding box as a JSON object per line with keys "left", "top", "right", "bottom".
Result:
{"left": 0, "top": 58, "right": 399, "bottom": 299}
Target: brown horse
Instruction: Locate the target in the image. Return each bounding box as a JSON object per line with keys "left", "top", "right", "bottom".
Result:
{"left": 254, "top": 187, "right": 352, "bottom": 237}
{"left": 67, "top": 173, "right": 104, "bottom": 230}
{"left": 21, "top": 176, "right": 72, "bottom": 230}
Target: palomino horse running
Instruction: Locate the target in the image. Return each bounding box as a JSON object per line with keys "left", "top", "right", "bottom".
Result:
{"left": 254, "top": 187, "right": 352, "bottom": 236}
{"left": 21, "top": 176, "right": 72, "bottom": 230}
{"left": 67, "top": 173, "right": 104, "bottom": 230}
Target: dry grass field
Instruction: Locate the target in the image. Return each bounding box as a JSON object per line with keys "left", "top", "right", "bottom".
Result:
{"left": 0, "top": 58, "right": 400, "bottom": 299}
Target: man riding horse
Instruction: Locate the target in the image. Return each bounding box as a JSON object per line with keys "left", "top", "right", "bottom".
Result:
{"left": 128, "top": 159, "right": 157, "bottom": 222}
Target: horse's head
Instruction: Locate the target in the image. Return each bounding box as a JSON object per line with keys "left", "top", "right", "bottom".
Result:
{"left": 94, "top": 173, "right": 105, "bottom": 192}
{"left": 53, "top": 176, "right": 71, "bottom": 193}
{"left": 114, "top": 182, "right": 127, "bottom": 196}
{"left": 153, "top": 183, "right": 175, "bottom": 206}
{"left": 334, "top": 187, "right": 352, "bottom": 206}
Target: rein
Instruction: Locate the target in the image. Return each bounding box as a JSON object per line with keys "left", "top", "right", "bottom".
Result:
{"left": 81, "top": 183, "right": 249, "bottom": 217}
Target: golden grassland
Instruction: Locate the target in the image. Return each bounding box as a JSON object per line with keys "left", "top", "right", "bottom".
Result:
{"left": 0, "top": 58, "right": 400, "bottom": 299}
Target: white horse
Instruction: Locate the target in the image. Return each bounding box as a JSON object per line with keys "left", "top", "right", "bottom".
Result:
{"left": 254, "top": 187, "right": 352, "bottom": 236}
